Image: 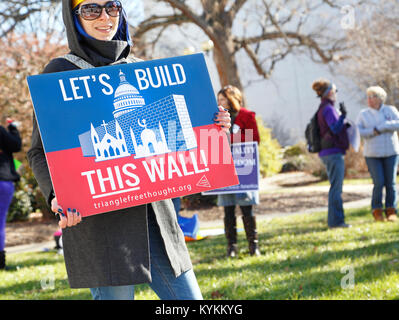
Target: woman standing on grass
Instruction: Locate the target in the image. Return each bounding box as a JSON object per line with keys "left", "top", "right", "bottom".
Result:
{"left": 27, "top": 0, "right": 231, "bottom": 300}
{"left": 0, "top": 117, "right": 22, "bottom": 270}
{"left": 356, "top": 86, "right": 399, "bottom": 222}
{"left": 217, "top": 85, "right": 261, "bottom": 258}
{"left": 311, "top": 78, "right": 350, "bottom": 229}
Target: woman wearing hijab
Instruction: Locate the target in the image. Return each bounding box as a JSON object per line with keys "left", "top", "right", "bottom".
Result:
{"left": 27, "top": 0, "right": 231, "bottom": 300}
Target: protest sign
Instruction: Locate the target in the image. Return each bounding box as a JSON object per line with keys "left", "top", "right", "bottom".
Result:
{"left": 27, "top": 53, "right": 238, "bottom": 217}
{"left": 202, "top": 141, "right": 259, "bottom": 195}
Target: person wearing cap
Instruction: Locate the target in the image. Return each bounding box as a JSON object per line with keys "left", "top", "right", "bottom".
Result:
{"left": 27, "top": 0, "right": 231, "bottom": 300}
{"left": 311, "top": 78, "right": 350, "bottom": 229}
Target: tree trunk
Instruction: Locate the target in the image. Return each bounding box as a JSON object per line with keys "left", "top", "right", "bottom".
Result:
{"left": 212, "top": 31, "right": 243, "bottom": 91}
{"left": 212, "top": 33, "right": 248, "bottom": 104}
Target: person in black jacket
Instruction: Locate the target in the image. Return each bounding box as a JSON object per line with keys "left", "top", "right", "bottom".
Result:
{"left": 27, "top": 0, "right": 231, "bottom": 299}
{"left": 0, "top": 117, "right": 22, "bottom": 270}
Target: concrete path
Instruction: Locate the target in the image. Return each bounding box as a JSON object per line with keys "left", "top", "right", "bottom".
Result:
{"left": 7, "top": 241, "right": 56, "bottom": 254}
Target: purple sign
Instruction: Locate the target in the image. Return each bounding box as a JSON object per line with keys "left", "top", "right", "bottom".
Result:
{"left": 202, "top": 141, "right": 259, "bottom": 195}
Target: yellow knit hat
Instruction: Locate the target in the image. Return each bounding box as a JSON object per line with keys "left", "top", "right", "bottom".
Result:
{"left": 72, "top": 0, "right": 85, "bottom": 8}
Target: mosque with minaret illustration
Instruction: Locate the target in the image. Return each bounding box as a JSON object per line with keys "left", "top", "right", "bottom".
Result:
{"left": 78, "top": 70, "right": 197, "bottom": 161}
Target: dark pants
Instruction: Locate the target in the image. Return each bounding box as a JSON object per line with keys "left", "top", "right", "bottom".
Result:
{"left": 224, "top": 205, "right": 254, "bottom": 218}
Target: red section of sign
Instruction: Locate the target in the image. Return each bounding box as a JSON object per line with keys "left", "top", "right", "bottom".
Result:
{"left": 46, "top": 124, "right": 238, "bottom": 217}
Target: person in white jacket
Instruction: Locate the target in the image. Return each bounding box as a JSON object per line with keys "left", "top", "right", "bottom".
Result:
{"left": 356, "top": 86, "right": 399, "bottom": 222}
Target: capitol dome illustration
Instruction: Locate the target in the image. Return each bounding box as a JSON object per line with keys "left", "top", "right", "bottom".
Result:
{"left": 113, "top": 70, "right": 145, "bottom": 118}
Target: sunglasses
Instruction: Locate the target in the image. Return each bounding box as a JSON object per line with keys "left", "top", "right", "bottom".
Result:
{"left": 75, "top": 1, "right": 122, "bottom": 21}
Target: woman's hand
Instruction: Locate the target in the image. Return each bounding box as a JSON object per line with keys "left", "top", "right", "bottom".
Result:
{"left": 51, "top": 197, "right": 82, "bottom": 229}
{"left": 214, "top": 105, "right": 231, "bottom": 133}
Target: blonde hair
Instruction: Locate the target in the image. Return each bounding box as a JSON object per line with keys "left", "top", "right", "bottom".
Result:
{"left": 367, "top": 86, "right": 387, "bottom": 103}
{"left": 217, "top": 85, "right": 243, "bottom": 113}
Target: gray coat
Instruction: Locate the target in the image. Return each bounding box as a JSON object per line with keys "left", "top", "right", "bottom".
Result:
{"left": 27, "top": 0, "right": 192, "bottom": 288}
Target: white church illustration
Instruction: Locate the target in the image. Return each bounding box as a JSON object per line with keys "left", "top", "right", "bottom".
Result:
{"left": 90, "top": 120, "right": 130, "bottom": 162}
{"left": 83, "top": 70, "right": 196, "bottom": 162}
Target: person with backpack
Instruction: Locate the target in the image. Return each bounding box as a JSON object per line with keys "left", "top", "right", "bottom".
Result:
{"left": 27, "top": 0, "right": 231, "bottom": 300}
{"left": 356, "top": 86, "right": 399, "bottom": 222}
{"left": 311, "top": 78, "right": 350, "bottom": 229}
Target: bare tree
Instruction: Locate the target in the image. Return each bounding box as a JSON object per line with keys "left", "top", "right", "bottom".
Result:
{"left": 132, "top": 0, "right": 364, "bottom": 91}
{"left": 0, "top": 31, "right": 68, "bottom": 152}
{"left": 340, "top": 0, "right": 399, "bottom": 106}
{"left": 0, "top": 0, "right": 61, "bottom": 37}
{"left": 1, "top": 0, "right": 367, "bottom": 94}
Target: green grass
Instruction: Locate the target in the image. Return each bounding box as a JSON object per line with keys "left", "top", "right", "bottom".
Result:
{"left": 2, "top": 207, "right": 399, "bottom": 300}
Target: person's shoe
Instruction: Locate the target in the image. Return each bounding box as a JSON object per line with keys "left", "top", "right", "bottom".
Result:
{"left": 329, "top": 223, "right": 351, "bottom": 229}
{"left": 372, "top": 208, "right": 386, "bottom": 222}
{"left": 242, "top": 216, "right": 261, "bottom": 256}
{"left": 0, "top": 250, "right": 6, "bottom": 270}
{"left": 385, "top": 208, "right": 398, "bottom": 222}
{"left": 227, "top": 244, "right": 238, "bottom": 258}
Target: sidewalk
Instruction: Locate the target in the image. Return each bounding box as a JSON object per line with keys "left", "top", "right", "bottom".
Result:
{"left": 7, "top": 241, "right": 55, "bottom": 254}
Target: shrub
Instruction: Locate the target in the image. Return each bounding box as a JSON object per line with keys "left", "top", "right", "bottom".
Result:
{"left": 344, "top": 144, "right": 369, "bottom": 178}
{"left": 6, "top": 162, "right": 53, "bottom": 222}
{"left": 281, "top": 142, "right": 326, "bottom": 178}
{"left": 281, "top": 140, "right": 370, "bottom": 180}
{"left": 256, "top": 117, "right": 283, "bottom": 177}
{"left": 7, "top": 176, "right": 33, "bottom": 222}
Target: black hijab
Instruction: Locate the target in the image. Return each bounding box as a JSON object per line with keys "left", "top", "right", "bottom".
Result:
{"left": 62, "top": 0, "right": 131, "bottom": 67}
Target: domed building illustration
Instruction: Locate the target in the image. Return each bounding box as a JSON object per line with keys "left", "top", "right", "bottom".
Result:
{"left": 79, "top": 69, "right": 197, "bottom": 161}
{"left": 113, "top": 71, "right": 145, "bottom": 118}
{"left": 130, "top": 118, "right": 171, "bottom": 158}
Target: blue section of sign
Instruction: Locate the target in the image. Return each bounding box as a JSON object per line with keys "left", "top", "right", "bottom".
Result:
{"left": 27, "top": 53, "right": 218, "bottom": 153}
{"left": 202, "top": 142, "right": 259, "bottom": 194}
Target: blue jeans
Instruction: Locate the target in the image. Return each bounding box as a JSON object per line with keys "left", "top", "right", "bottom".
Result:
{"left": 365, "top": 155, "right": 399, "bottom": 210}
{"left": 320, "top": 153, "right": 346, "bottom": 227}
{"left": 90, "top": 210, "right": 203, "bottom": 300}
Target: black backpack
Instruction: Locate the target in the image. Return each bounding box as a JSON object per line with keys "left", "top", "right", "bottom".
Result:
{"left": 305, "top": 110, "right": 322, "bottom": 153}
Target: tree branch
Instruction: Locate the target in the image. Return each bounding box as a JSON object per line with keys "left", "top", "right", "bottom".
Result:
{"left": 158, "top": 0, "right": 217, "bottom": 40}
{"left": 133, "top": 14, "right": 191, "bottom": 39}
{"left": 236, "top": 31, "right": 345, "bottom": 63}
{"left": 228, "top": 0, "right": 247, "bottom": 19}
